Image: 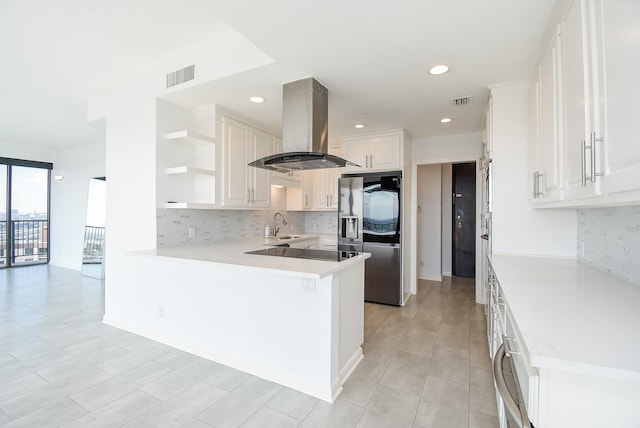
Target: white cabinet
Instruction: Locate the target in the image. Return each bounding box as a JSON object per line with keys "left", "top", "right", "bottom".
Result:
{"left": 286, "top": 170, "right": 314, "bottom": 211}
{"left": 561, "top": 0, "right": 604, "bottom": 200}
{"left": 221, "top": 116, "right": 272, "bottom": 208}
{"left": 526, "top": 0, "right": 640, "bottom": 207}
{"left": 271, "top": 137, "right": 303, "bottom": 186}
{"left": 162, "top": 130, "right": 216, "bottom": 209}
{"left": 529, "top": 27, "right": 562, "bottom": 204}
{"left": 341, "top": 132, "right": 403, "bottom": 172}
{"left": 314, "top": 169, "right": 340, "bottom": 210}
{"left": 598, "top": 0, "right": 640, "bottom": 195}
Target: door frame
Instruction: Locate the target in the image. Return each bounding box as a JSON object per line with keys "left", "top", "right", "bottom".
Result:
{"left": 451, "top": 162, "right": 477, "bottom": 278}
{"left": 410, "top": 155, "right": 482, "bottom": 302}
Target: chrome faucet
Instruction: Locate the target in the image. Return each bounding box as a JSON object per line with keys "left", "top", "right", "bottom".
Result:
{"left": 272, "top": 212, "right": 288, "bottom": 236}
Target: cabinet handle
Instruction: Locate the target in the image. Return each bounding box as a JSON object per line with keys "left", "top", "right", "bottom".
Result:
{"left": 581, "top": 139, "right": 587, "bottom": 187}
{"left": 252, "top": 188, "right": 255, "bottom": 202}
{"left": 533, "top": 171, "right": 543, "bottom": 198}
{"left": 305, "top": 195, "right": 308, "bottom": 206}
{"left": 589, "top": 132, "right": 604, "bottom": 183}
{"left": 247, "top": 189, "right": 251, "bottom": 202}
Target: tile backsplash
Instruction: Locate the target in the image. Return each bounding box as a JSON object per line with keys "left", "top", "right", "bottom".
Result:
{"left": 577, "top": 206, "right": 640, "bottom": 285}
{"left": 157, "top": 209, "right": 339, "bottom": 247}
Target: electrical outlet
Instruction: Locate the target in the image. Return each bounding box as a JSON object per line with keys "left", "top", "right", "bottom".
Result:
{"left": 158, "top": 305, "right": 165, "bottom": 318}
{"left": 188, "top": 227, "right": 195, "bottom": 238}
{"left": 578, "top": 241, "right": 586, "bottom": 258}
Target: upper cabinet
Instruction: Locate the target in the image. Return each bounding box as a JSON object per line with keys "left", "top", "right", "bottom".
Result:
{"left": 561, "top": 0, "right": 603, "bottom": 200}
{"left": 529, "top": 25, "right": 562, "bottom": 204}
{"left": 528, "top": 0, "right": 640, "bottom": 207}
{"left": 598, "top": 0, "right": 640, "bottom": 195}
{"left": 220, "top": 116, "right": 272, "bottom": 208}
{"left": 341, "top": 131, "right": 405, "bottom": 172}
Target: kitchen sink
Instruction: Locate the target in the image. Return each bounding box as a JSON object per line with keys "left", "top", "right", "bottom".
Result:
{"left": 270, "top": 235, "right": 301, "bottom": 240}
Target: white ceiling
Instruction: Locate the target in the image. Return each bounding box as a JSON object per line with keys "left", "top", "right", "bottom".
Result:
{"left": 0, "top": 0, "right": 557, "bottom": 148}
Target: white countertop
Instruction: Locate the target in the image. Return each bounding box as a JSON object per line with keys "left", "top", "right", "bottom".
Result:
{"left": 489, "top": 254, "right": 640, "bottom": 383}
{"left": 133, "top": 235, "right": 367, "bottom": 279}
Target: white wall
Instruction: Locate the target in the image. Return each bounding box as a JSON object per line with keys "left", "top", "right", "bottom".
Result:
{"left": 413, "top": 132, "right": 483, "bottom": 163}
{"left": 441, "top": 164, "right": 453, "bottom": 276}
{"left": 417, "top": 164, "right": 442, "bottom": 281}
{"left": 50, "top": 142, "right": 106, "bottom": 270}
{"left": 88, "top": 80, "right": 159, "bottom": 321}
{"left": 490, "top": 82, "right": 576, "bottom": 257}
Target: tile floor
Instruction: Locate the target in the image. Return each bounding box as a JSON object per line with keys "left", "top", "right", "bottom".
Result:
{"left": 0, "top": 265, "right": 498, "bottom": 427}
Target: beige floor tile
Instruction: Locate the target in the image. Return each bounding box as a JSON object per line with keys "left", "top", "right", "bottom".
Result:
{"left": 469, "top": 367, "right": 498, "bottom": 417}
{"left": 398, "top": 328, "right": 438, "bottom": 357}
{"left": 299, "top": 399, "right": 364, "bottom": 428}
{"left": 468, "top": 410, "right": 499, "bottom": 428}
{"left": 380, "top": 351, "right": 430, "bottom": 395}
{"left": 240, "top": 407, "right": 300, "bottom": 428}
{"left": 362, "top": 333, "right": 402, "bottom": 365}
{"left": 355, "top": 385, "right": 420, "bottom": 428}
{"left": 266, "top": 387, "right": 319, "bottom": 420}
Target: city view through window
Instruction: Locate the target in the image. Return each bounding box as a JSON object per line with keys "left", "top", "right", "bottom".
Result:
{"left": 0, "top": 163, "right": 50, "bottom": 267}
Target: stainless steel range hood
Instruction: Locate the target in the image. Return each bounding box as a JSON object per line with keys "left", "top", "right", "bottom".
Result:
{"left": 248, "top": 77, "right": 358, "bottom": 173}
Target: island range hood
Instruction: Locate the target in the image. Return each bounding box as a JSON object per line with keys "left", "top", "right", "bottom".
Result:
{"left": 248, "top": 77, "right": 358, "bottom": 173}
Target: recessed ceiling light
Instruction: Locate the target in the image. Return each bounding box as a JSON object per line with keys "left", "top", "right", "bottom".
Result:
{"left": 429, "top": 65, "right": 449, "bottom": 75}
{"left": 354, "top": 123, "right": 367, "bottom": 129}
{"left": 440, "top": 117, "right": 452, "bottom": 123}
{"left": 249, "top": 96, "right": 265, "bottom": 103}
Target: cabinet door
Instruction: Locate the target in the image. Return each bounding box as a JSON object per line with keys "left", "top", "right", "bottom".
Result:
{"left": 314, "top": 170, "right": 330, "bottom": 209}
{"left": 370, "top": 135, "right": 401, "bottom": 170}
{"left": 600, "top": 0, "right": 640, "bottom": 194}
{"left": 250, "top": 129, "right": 272, "bottom": 207}
{"left": 562, "top": 0, "right": 602, "bottom": 199}
{"left": 328, "top": 168, "right": 340, "bottom": 209}
{"left": 534, "top": 31, "right": 562, "bottom": 203}
{"left": 223, "top": 117, "right": 250, "bottom": 207}
{"left": 341, "top": 139, "right": 369, "bottom": 168}
{"left": 302, "top": 170, "right": 314, "bottom": 209}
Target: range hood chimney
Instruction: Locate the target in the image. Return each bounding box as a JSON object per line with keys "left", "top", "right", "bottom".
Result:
{"left": 248, "top": 77, "right": 358, "bottom": 173}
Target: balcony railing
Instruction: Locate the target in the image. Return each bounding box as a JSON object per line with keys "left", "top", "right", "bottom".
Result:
{"left": 0, "top": 219, "right": 49, "bottom": 266}
{"left": 82, "top": 226, "right": 105, "bottom": 264}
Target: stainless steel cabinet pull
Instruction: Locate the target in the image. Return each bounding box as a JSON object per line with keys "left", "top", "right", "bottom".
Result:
{"left": 590, "top": 132, "right": 604, "bottom": 183}
{"left": 247, "top": 189, "right": 251, "bottom": 202}
{"left": 581, "top": 139, "right": 587, "bottom": 187}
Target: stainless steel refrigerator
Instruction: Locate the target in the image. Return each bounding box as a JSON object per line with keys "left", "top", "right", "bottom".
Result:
{"left": 339, "top": 172, "right": 402, "bottom": 306}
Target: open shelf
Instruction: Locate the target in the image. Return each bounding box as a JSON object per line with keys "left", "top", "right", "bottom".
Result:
{"left": 165, "top": 130, "right": 215, "bottom": 144}
{"left": 165, "top": 166, "right": 215, "bottom": 176}
{"left": 163, "top": 202, "right": 217, "bottom": 209}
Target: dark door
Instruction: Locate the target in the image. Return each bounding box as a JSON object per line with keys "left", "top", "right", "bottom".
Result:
{"left": 452, "top": 162, "right": 476, "bottom": 277}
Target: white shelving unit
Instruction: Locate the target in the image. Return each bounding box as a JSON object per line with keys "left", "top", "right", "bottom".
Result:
{"left": 165, "top": 130, "right": 215, "bottom": 144}
{"left": 165, "top": 166, "right": 215, "bottom": 176}
{"left": 162, "top": 130, "right": 217, "bottom": 209}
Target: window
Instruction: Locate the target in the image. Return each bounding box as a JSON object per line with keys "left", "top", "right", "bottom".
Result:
{"left": 0, "top": 158, "right": 53, "bottom": 268}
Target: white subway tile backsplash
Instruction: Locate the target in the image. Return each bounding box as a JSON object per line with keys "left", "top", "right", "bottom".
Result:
{"left": 577, "top": 206, "right": 640, "bottom": 286}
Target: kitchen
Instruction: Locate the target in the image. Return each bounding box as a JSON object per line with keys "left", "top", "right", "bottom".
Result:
{"left": 1, "top": 0, "right": 639, "bottom": 426}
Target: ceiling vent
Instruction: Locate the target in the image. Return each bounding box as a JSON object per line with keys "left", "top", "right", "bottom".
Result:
{"left": 452, "top": 96, "right": 471, "bottom": 107}
{"left": 166, "top": 65, "right": 195, "bottom": 88}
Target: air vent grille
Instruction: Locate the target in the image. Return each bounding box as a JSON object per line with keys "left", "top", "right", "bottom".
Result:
{"left": 166, "top": 65, "right": 195, "bottom": 88}
{"left": 452, "top": 96, "right": 471, "bottom": 107}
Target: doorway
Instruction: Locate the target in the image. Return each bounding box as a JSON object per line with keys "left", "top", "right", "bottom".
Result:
{"left": 452, "top": 162, "right": 476, "bottom": 278}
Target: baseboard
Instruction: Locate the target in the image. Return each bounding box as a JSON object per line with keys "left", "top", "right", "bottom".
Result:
{"left": 418, "top": 274, "right": 443, "bottom": 282}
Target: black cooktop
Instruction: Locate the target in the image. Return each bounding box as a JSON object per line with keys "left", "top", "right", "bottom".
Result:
{"left": 245, "top": 247, "right": 360, "bottom": 262}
